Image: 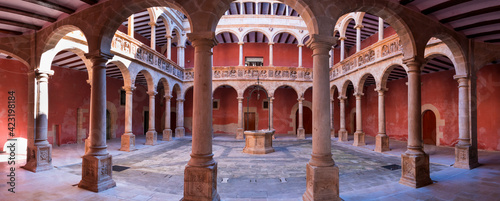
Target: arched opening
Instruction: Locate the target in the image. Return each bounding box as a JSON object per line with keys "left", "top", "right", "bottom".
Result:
{"left": 212, "top": 85, "right": 238, "bottom": 136}
{"left": 274, "top": 85, "right": 298, "bottom": 135}
{"left": 296, "top": 106, "right": 312, "bottom": 135}
{"left": 242, "top": 85, "right": 269, "bottom": 131}
{"left": 422, "top": 110, "right": 437, "bottom": 145}
{"left": 106, "top": 110, "right": 111, "bottom": 140}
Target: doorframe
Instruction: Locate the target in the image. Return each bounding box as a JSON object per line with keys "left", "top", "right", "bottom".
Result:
{"left": 421, "top": 104, "right": 445, "bottom": 146}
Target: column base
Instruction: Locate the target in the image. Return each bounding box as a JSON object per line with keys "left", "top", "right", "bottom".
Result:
{"left": 338, "top": 129, "right": 348, "bottom": 142}
{"left": 374, "top": 134, "right": 390, "bottom": 152}
{"left": 145, "top": 131, "right": 157, "bottom": 145}
{"left": 236, "top": 128, "right": 244, "bottom": 140}
{"left": 330, "top": 128, "right": 336, "bottom": 138}
{"left": 399, "top": 152, "right": 432, "bottom": 188}
{"left": 23, "top": 144, "right": 53, "bottom": 172}
{"left": 297, "top": 128, "right": 305, "bottom": 139}
{"left": 183, "top": 163, "right": 220, "bottom": 201}
{"left": 353, "top": 132, "right": 365, "bottom": 146}
{"left": 453, "top": 144, "right": 479, "bottom": 169}
{"left": 163, "top": 129, "right": 172, "bottom": 141}
{"left": 303, "top": 163, "right": 341, "bottom": 201}
{"left": 119, "top": 133, "right": 136, "bottom": 152}
{"left": 175, "top": 127, "right": 185, "bottom": 138}
{"left": 78, "top": 154, "right": 116, "bottom": 192}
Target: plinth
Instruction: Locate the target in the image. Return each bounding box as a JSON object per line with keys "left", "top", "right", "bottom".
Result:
{"left": 243, "top": 130, "right": 275, "bottom": 154}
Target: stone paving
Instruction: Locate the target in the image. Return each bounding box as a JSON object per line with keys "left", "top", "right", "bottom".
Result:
{"left": 1, "top": 134, "right": 499, "bottom": 201}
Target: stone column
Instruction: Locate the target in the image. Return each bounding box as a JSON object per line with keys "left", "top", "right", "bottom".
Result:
{"left": 330, "top": 98, "right": 335, "bottom": 137}
{"left": 270, "top": 3, "right": 274, "bottom": 15}
{"left": 297, "top": 97, "right": 305, "bottom": 139}
{"left": 298, "top": 44, "right": 303, "bottom": 67}
{"left": 355, "top": 25, "right": 363, "bottom": 52}
{"left": 238, "top": 42, "right": 244, "bottom": 66}
{"left": 78, "top": 53, "right": 116, "bottom": 192}
{"left": 268, "top": 42, "right": 274, "bottom": 66}
{"left": 338, "top": 96, "right": 348, "bottom": 142}
{"left": 353, "top": 92, "right": 365, "bottom": 146}
{"left": 183, "top": 32, "right": 220, "bottom": 201}
{"left": 163, "top": 95, "right": 173, "bottom": 141}
{"left": 145, "top": 91, "right": 158, "bottom": 145}
{"left": 375, "top": 88, "right": 389, "bottom": 152}
{"left": 166, "top": 35, "right": 172, "bottom": 60}
{"left": 128, "top": 15, "right": 134, "bottom": 38}
{"left": 286, "top": 5, "right": 289, "bottom": 16}
{"left": 236, "top": 97, "right": 244, "bottom": 139}
{"left": 303, "top": 35, "right": 340, "bottom": 201}
{"left": 399, "top": 59, "right": 432, "bottom": 188}
{"left": 178, "top": 46, "right": 185, "bottom": 67}
{"left": 269, "top": 96, "right": 274, "bottom": 130}
{"left": 175, "top": 98, "right": 185, "bottom": 137}
{"left": 240, "top": 0, "right": 244, "bottom": 14}
{"left": 24, "top": 69, "right": 54, "bottom": 172}
{"left": 453, "top": 75, "right": 479, "bottom": 169}
{"left": 329, "top": 49, "right": 333, "bottom": 67}
{"left": 149, "top": 22, "right": 156, "bottom": 49}
{"left": 120, "top": 86, "right": 136, "bottom": 151}
{"left": 378, "top": 17, "right": 384, "bottom": 41}
{"left": 339, "top": 37, "right": 345, "bottom": 61}
{"left": 255, "top": 2, "right": 259, "bottom": 15}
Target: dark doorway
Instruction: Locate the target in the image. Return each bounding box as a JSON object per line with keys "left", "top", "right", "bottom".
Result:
{"left": 106, "top": 110, "right": 111, "bottom": 140}
{"left": 171, "top": 112, "right": 176, "bottom": 136}
{"left": 422, "top": 110, "right": 437, "bottom": 145}
{"left": 244, "top": 112, "right": 256, "bottom": 130}
{"left": 144, "top": 111, "right": 149, "bottom": 135}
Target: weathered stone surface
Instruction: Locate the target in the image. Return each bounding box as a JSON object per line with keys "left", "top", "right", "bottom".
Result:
{"left": 375, "top": 134, "right": 390, "bottom": 152}
{"left": 399, "top": 152, "right": 432, "bottom": 188}
{"left": 120, "top": 133, "right": 136, "bottom": 152}
{"left": 353, "top": 132, "right": 365, "bottom": 146}
{"left": 78, "top": 154, "right": 116, "bottom": 192}
{"left": 183, "top": 163, "right": 220, "bottom": 201}
{"left": 243, "top": 130, "right": 275, "bottom": 154}
{"left": 453, "top": 144, "right": 479, "bottom": 169}
{"left": 23, "top": 144, "right": 53, "bottom": 172}
{"left": 303, "top": 163, "right": 341, "bottom": 201}
{"left": 145, "top": 131, "right": 157, "bottom": 145}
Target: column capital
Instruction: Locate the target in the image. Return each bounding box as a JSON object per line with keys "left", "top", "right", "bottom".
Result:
{"left": 305, "top": 34, "right": 336, "bottom": 51}
{"left": 403, "top": 57, "right": 424, "bottom": 72}
{"left": 268, "top": 42, "right": 275, "bottom": 46}
{"left": 354, "top": 24, "right": 364, "bottom": 29}
{"left": 297, "top": 97, "right": 304, "bottom": 102}
{"left": 297, "top": 44, "right": 304, "bottom": 48}
{"left": 84, "top": 51, "right": 113, "bottom": 64}
{"left": 147, "top": 91, "right": 158, "bottom": 96}
{"left": 269, "top": 96, "right": 275, "bottom": 102}
{"left": 338, "top": 36, "right": 346, "bottom": 41}
{"left": 237, "top": 96, "right": 244, "bottom": 101}
{"left": 187, "top": 32, "right": 217, "bottom": 48}
{"left": 148, "top": 22, "right": 157, "bottom": 27}
{"left": 338, "top": 95, "right": 347, "bottom": 100}
{"left": 165, "top": 35, "right": 172, "bottom": 39}
{"left": 164, "top": 94, "right": 172, "bottom": 99}
{"left": 35, "top": 69, "right": 54, "bottom": 79}
{"left": 238, "top": 41, "right": 245, "bottom": 45}
{"left": 354, "top": 92, "right": 364, "bottom": 98}
{"left": 122, "top": 85, "right": 136, "bottom": 92}
{"left": 177, "top": 45, "right": 186, "bottom": 49}
{"left": 454, "top": 75, "right": 469, "bottom": 87}
{"left": 375, "top": 87, "right": 388, "bottom": 93}
{"left": 177, "top": 98, "right": 185, "bottom": 102}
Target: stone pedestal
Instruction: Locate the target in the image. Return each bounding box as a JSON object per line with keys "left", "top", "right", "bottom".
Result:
{"left": 453, "top": 144, "right": 479, "bottom": 169}
{"left": 297, "top": 128, "right": 305, "bottom": 139}
{"left": 243, "top": 130, "right": 275, "bottom": 154}
{"left": 183, "top": 163, "right": 220, "bottom": 201}
{"left": 120, "top": 133, "right": 136, "bottom": 152}
{"left": 353, "top": 132, "right": 365, "bottom": 146}
{"left": 375, "top": 134, "right": 390, "bottom": 152}
{"left": 302, "top": 163, "right": 341, "bottom": 201}
{"left": 23, "top": 144, "right": 53, "bottom": 172}
{"left": 78, "top": 154, "right": 116, "bottom": 192}
{"left": 338, "top": 129, "right": 348, "bottom": 142}
{"left": 399, "top": 152, "right": 432, "bottom": 188}
{"left": 163, "top": 129, "right": 172, "bottom": 141}
{"left": 176, "top": 127, "right": 185, "bottom": 138}
{"left": 145, "top": 131, "right": 157, "bottom": 145}
{"left": 236, "top": 128, "right": 244, "bottom": 140}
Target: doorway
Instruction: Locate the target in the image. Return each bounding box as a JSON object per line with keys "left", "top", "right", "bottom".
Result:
{"left": 144, "top": 111, "right": 149, "bottom": 135}
{"left": 171, "top": 112, "right": 176, "bottom": 136}
{"left": 422, "top": 110, "right": 437, "bottom": 145}
{"left": 295, "top": 107, "right": 313, "bottom": 134}
{"left": 244, "top": 112, "right": 256, "bottom": 130}
{"left": 106, "top": 110, "right": 111, "bottom": 140}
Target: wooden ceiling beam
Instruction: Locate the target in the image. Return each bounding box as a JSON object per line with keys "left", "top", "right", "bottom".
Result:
{"left": 22, "top": 0, "right": 75, "bottom": 14}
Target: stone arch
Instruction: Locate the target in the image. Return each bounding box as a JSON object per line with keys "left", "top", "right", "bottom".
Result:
{"left": 0, "top": 50, "right": 30, "bottom": 67}
{"left": 241, "top": 83, "right": 271, "bottom": 97}
{"left": 215, "top": 29, "right": 241, "bottom": 42}
{"left": 331, "top": 84, "right": 339, "bottom": 99}
{"left": 338, "top": 16, "right": 356, "bottom": 38}
{"left": 424, "top": 37, "right": 464, "bottom": 75}
{"left": 341, "top": 79, "right": 355, "bottom": 97}
{"left": 213, "top": 83, "right": 239, "bottom": 94}
{"left": 243, "top": 84, "right": 270, "bottom": 98}
{"left": 157, "top": 14, "right": 172, "bottom": 35}
{"left": 158, "top": 77, "right": 170, "bottom": 95}
{"left": 272, "top": 84, "right": 299, "bottom": 98}
{"left": 301, "top": 35, "right": 310, "bottom": 45}
{"left": 107, "top": 59, "right": 132, "bottom": 87}
{"left": 422, "top": 34, "right": 467, "bottom": 76}
{"left": 380, "top": 64, "right": 407, "bottom": 90}
{"left": 39, "top": 27, "right": 88, "bottom": 71}
{"left": 173, "top": 83, "right": 182, "bottom": 98}
{"left": 241, "top": 29, "right": 271, "bottom": 43}
{"left": 357, "top": 73, "right": 377, "bottom": 93}
{"left": 171, "top": 26, "right": 183, "bottom": 44}
{"left": 271, "top": 30, "right": 300, "bottom": 44}
{"left": 289, "top": 100, "right": 313, "bottom": 135}
{"left": 421, "top": 104, "right": 445, "bottom": 146}
{"left": 135, "top": 69, "right": 155, "bottom": 92}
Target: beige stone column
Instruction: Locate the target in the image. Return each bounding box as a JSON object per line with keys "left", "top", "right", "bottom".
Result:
{"left": 238, "top": 42, "right": 244, "bottom": 66}
{"left": 339, "top": 37, "right": 345, "bottom": 61}
{"left": 240, "top": 0, "right": 244, "bottom": 14}
{"left": 270, "top": 3, "right": 274, "bottom": 15}
{"left": 166, "top": 35, "right": 172, "bottom": 60}
{"left": 298, "top": 44, "right": 303, "bottom": 67}
{"left": 297, "top": 97, "right": 305, "bottom": 139}
{"left": 78, "top": 53, "right": 116, "bottom": 192}
{"left": 303, "top": 35, "right": 340, "bottom": 201}
{"left": 163, "top": 95, "right": 173, "bottom": 141}
{"left": 149, "top": 22, "right": 156, "bottom": 49}
{"left": 453, "top": 75, "right": 479, "bottom": 169}
{"left": 355, "top": 25, "right": 363, "bottom": 52}
{"left": 286, "top": 5, "right": 289, "bottom": 16}
{"left": 178, "top": 45, "right": 185, "bottom": 67}
{"left": 128, "top": 15, "right": 134, "bottom": 37}
{"left": 145, "top": 91, "right": 158, "bottom": 145}
{"left": 255, "top": 2, "right": 259, "bottom": 15}
{"left": 236, "top": 96, "right": 244, "bottom": 139}
{"left": 24, "top": 69, "right": 54, "bottom": 172}
{"left": 353, "top": 92, "right": 365, "bottom": 146}
{"left": 183, "top": 32, "right": 220, "bottom": 201}
{"left": 338, "top": 96, "right": 348, "bottom": 141}
{"left": 329, "top": 49, "right": 334, "bottom": 67}
{"left": 330, "top": 98, "right": 335, "bottom": 137}
{"left": 268, "top": 42, "right": 274, "bottom": 66}
{"left": 399, "top": 59, "right": 432, "bottom": 188}
{"left": 378, "top": 17, "right": 384, "bottom": 41}
{"left": 120, "top": 86, "right": 136, "bottom": 151}
{"left": 269, "top": 96, "right": 274, "bottom": 130}
{"left": 175, "top": 98, "right": 185, "bottom": 137}
{"left": 375, "top": 88, "right": 389, "bottom": 152}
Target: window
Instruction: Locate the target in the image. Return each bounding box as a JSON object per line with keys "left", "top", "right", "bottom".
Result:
{"left": 245, "top": 57, "right": 264, "bottom": 66}
{"left": 213, "top": 99, "right": 220, "bottom": 110}
{"left": 120, "top": 90, "right": 126, "bottom": 105}
{"left": 262, "top": 100, "right": 269, "bottom": 109}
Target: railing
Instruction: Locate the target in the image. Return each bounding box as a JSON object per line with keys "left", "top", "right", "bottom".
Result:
{"left": 330, "top": 34, "right": 402, "bottom": 80}
{"left": 184, "top": 66, "right": 313, "bottom": 82}
{"left": 111, "top": 31, "right": 184, "bottom": 80}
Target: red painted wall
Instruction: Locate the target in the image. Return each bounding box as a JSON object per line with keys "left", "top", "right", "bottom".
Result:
{"left": 477, "top": 64, "right": 500, "bottom": 151}
{"left": 346, "top": 26, "right": 396, "bottom": 58}
{"left": 273, "top": 87, "right": 298, "bottom": 134}
{"left": 0, "top": 59, "right": 29, "bottom": 151}
{"left": 213, "top": 87, "right": 238, "bottom": 134}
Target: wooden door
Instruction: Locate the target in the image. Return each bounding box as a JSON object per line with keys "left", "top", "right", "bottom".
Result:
{"left": 244, "top": 112, "right": 256, "bottom": 130}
